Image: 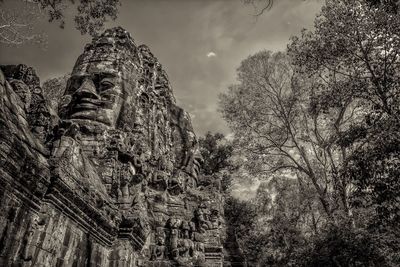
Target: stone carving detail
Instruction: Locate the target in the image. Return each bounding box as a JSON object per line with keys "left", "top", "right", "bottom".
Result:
{"left": 0, "top": 27, "right": 227, "bottom": 267}
{"left": 1, "top": 64, "right": 52, "bottom": 142}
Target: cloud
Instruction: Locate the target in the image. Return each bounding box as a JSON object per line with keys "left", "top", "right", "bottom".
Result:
{"left": 207, "top": 51, "right": 217, "bottom": 58}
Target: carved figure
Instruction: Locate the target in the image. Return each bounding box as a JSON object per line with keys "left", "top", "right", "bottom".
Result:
{"left": 194, "top": 203, "right": 221, "bottom": 231}
{"left": 168, "top": 171, "right": 185, "bottom": 196}
{"left": 150, "top": 230, "right": 166, "bottom": 260}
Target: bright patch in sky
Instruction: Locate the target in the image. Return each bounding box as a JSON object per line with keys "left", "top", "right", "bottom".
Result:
{"left": 207, "top": 51, "right": 217, "bottom": 58}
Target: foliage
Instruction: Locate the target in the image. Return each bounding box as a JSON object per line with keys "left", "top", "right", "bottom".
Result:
{"left": 288, "top": 0, "right": 400, "bottom": 117}
{"left": 288, "top": 0, "right": 400, "bottom": 231}
{"left": 244, "top": 0, "right": 400, "bottom": 16}
{"left": 0, "top": 1, "right": 46, "bottom": 45}
{"left": 226, "top": 175, "right": 399, "bottom": 265}
{"left": 224, "top": 196, "right": 258, "bottom": 236}
{"left": 348, "top": 122, "right": 400, "bottom": 228}
{"left": 199, "top": 132, "right": 234, "bottom": 175}
{"left": 223, "top": 196, "right": 262, "bottom": 263}
{"left": 38, "top": 0, "right": 120, "bottom": 36}
{"left": 293, "top": 224, "right": 399, "bottom": 267}
{"left": 367, "top": 0, "right": 400, "bottom": 13}
{"left": 198, "top": 132, "right": 235, "bottom": 193}
{"left": 219, "top": 50, "right": 356, "bottom": 221}
{"left": 224, "top": 175, "right": 324, "bottom": 266}
{"left": 222, "top": 0, "right": 400, "bottom": 265}
{"left": 252, "top": 176, "right": 324, "bottom": 266}
{"left": 0, "top": 0, "right": 121, "bottom": 45}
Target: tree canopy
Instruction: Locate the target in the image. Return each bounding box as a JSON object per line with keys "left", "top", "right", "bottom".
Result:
{"left": 0, "top": 0, "right": 121, "bottom": 45}
{"left": 221, "top": 0, "right": 400, "bottom": 265}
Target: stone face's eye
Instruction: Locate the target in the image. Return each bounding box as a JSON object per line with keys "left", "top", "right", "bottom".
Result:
{"left": 99, "top": 79, "right": 114, "bottom": 91}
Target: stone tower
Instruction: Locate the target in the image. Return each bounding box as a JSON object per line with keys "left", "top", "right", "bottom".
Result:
{"left": 0, "top": 27, "right": 226, "bottom": 267}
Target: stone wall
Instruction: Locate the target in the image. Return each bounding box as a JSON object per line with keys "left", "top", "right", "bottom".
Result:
{"left": 0, "top": 27, "right": 228, "bottom": 267}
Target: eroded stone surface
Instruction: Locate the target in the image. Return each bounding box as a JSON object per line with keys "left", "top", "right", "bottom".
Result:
{"left": 0, "top": 27, "right": 227, "bottom": 267}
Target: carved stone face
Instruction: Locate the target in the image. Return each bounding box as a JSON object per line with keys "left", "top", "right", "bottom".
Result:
{"left": 63, "top": 61, "right": 125, "bottom": 127}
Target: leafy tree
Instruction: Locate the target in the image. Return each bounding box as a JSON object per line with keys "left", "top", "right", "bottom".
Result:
{"left": 347, "top": 125, "right": 400, "bottom": 229}
{"left": 198, "top": 132, "right": 261, "bottom": 264}
{"left": 199, "top": 132, "right": 233, "bottom": 175}
{"left": 293, "top": 225, "right": 387, "bottom": 267}
{"left": 223, "top": 196, "right": 260, "bottom": 263}
{"left": 219, "top": 50, "right": 358, "bottom": 223}
{"left": 248, "top": 175, "right": 325, "bottom": 266}
{"left": 224, "top": 174, "right": 325, "bottom": 266}
{"left": 288, "top": 0, "right": 400, "bottom": 231}
{"left": 222, "top": 0, "right": 400, "bottom": 264}
{"left": 244, "top": 0, "right": 400, "bottom": 16}
{"left": 0, "top": 1, "right": 45, "bottom": 45}
{"left": 198, "top": 132, "right": 235, "bottom": 193}
{"left": 0, "top": 0, "right": 121, "bottom": 45}
{"left": 46, "top": 0, "right": 121, "bottom": 36}
{"left": 224, "top": 196, "right": 258, "bottom": 237}
{"left": 367, "top": 0, "right": 400, "bottom": 13}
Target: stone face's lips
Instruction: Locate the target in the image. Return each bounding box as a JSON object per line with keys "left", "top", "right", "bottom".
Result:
{"left": 72, "top": 98, "right": 102, "bottom": 110}
{"left": 74, "top": 103, "right": 98, "bottom": 110}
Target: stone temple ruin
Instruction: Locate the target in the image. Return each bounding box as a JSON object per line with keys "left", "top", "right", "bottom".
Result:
{"left": 0, "top": 27, "right": 242, "bottom": 266}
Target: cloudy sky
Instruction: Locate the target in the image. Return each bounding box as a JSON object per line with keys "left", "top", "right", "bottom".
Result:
{"left": 0, "top": 0, "right": 323, "bottom": 137}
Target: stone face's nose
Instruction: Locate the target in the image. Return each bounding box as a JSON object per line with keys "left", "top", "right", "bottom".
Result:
{"left": 74, "top": 78, "right": 100, "bottom": 99}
